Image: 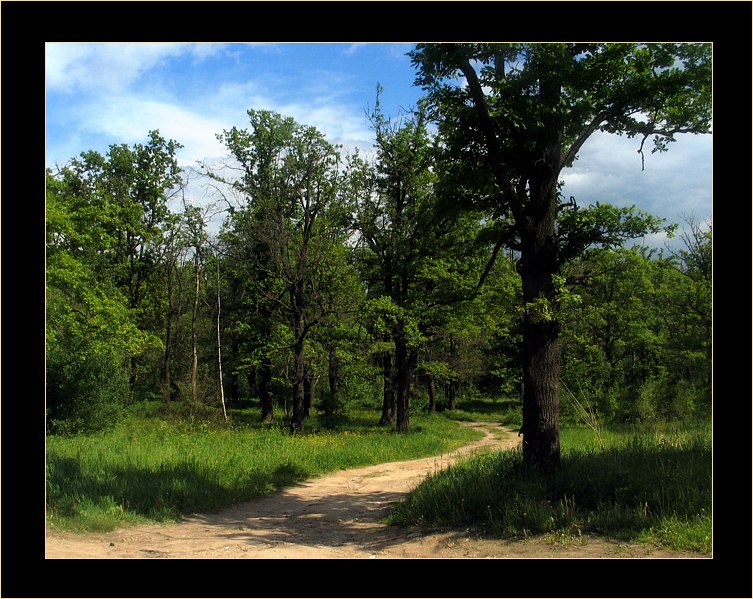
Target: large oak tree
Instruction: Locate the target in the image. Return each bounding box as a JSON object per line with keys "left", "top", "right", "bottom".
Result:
{"left": 411, "top": 43, "right": 711, "bottom": 467}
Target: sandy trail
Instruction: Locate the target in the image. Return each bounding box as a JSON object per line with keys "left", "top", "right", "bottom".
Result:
{"left": 45, "top": 423, "right": 705, "bottom": 558}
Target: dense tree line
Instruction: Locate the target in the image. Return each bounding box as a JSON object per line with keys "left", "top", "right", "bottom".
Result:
{"left": 46, "top": 44, "right": 712, "bottom": 468}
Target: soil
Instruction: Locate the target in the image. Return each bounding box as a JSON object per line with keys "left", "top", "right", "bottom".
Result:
{"left": 45, "top": 422, "right": 707, "bottom": 559}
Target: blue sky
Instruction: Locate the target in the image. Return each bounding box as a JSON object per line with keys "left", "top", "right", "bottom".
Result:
{"left": 46, "top": 42, "right": 712, "bottom": 241}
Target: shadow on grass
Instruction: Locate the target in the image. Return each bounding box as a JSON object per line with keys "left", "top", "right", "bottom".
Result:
{"left": 390, "top": 436, "right": 711, "bottom": 545}
{"left": 456, "top": 398, "right": 520, "bottom": 414}
{"left": 46, "top": 456, "right": 310, "bottom": 523}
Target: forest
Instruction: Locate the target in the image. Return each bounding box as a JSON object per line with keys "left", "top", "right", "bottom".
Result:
{"left": 45, "top": 43, "right": 712, "bottom": 555}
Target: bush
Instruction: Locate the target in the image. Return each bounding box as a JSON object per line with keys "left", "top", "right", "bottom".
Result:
{"left": 630, "top": 376, "right": 662, "bottom": 422}
{"left": 46, "top": 336, "right": 129, "bottom": 435}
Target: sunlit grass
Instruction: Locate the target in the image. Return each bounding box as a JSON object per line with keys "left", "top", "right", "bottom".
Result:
{"left": 46, "top": 406, "right": 481, "bottom": 533}
{"left": 388, "top": 420, "right": 712, "bottom": 553}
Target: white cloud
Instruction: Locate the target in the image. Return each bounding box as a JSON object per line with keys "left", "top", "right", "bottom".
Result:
{"left": 68, "top": 85, "right": 376, "bottom": 170}
{"left": 45, "top": 43, "right": 226, "bottom": 94}
{"left": 75, "top": 95, "right": 228, "bottom": 166}
{"left": 46, "top": 43, "right": 181, "bottom": 93}
{"left": 560, "top": 130, "right": 712, "bottom": 226}
{"left": 188, "top": 43, "right": 228, "bottom": 61}
{"left": 192, "top": 78, "right": 376, "bottom": 155}
{"left": 344, "top": 43, "right": 367, "bottom": 56}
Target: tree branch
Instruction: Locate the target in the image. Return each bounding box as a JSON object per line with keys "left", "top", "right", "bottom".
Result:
{"left": 560, "top": 111, "right": 607, "bottom": 170}
{"left": 456, "top": 57, "right": 525, "bottom": 228}
{"left": 476, "top": 236, "right": 505, "bottom": 292}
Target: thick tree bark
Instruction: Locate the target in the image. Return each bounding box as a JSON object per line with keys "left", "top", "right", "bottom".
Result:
{"left": 379, "top": 352, "right": 395, "bottom": 425}
{"left": 520, "top": 313, "right": 561, "bottom": 468}
{"left": 518, "top": 104, "right": 562, "bottom": 468}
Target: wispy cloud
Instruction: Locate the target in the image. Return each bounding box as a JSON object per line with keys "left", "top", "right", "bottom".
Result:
{"left": 74, "top": 95, "right": 228, "bottom": 166}
{"left": 45, "top": 43, "right": 229, "bottom": 94}
{"left": 344, "top": 43, "right": 367, "bottom": 56}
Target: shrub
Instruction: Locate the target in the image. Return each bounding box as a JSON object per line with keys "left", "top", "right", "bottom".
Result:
{"left": 46, "top": 336, "right": 129, "bottom": 435}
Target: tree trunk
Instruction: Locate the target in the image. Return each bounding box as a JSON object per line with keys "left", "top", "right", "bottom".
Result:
{"left": 446, "top": 335, "right": 457, "bottom": 411}
{"left": 230, "top": 338, "right": 240, "bottom": 404}
{"left": 303, "top": 365, "right": 314, "bottom": 418}
{"left": 290, "top": 310, "right": 306, "bottom": 433}
{"left": 260, "top": 354, "right": 273, "bottom": 423}
{"left": 520, "top": 313, "right": 561, "bottom": 469}
{"left": 518, "top": 249, "right": 561, "bottom": 469}
{"left": 191, "top": 250, "right": 201, "bottom": 408}
{"left": 379, "top": 352, "right": 395, "bottom": 425}
{"left": 426, "top": 374, "right": 436, "bottom": 413}
{"left": 216, "top": 263, "right": 228, "bottom": 422}
{"left": 446, "top": 381, "right": 457, "bottom": 411}
{"left": 325, "top": 347, "right": 339, "bottom": 419}
{"left": 129, "top": 357, "right": 138, "bottom": 405}
{"left": 518, "top": 126, "right": 562, "bottom": 467}
{"left": 394, "top": 333, "right": 414, "bottom": 433}
{"left": 162, "top": 323, "right": 172, "bottom": 405}
{"left": 161, "top": 260, "right": 175, "bottom": 406}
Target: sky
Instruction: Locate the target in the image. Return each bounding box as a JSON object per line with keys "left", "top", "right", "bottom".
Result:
{"left": 45, "top": 42, "right": 712, "bottom": 244}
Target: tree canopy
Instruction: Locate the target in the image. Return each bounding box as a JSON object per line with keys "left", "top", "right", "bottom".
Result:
{"left": 46, "top": 46, "right": 711, "bottom": 460}
{"left": 410, "top": 42, "right": 711, "bottom": 467}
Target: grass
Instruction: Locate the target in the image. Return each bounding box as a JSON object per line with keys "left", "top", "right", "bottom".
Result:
{"left": 387, "top": 420, "right": 712, "bottom": 553}
{"left": 46, "top": 405, "right": 482, "bottom": 533}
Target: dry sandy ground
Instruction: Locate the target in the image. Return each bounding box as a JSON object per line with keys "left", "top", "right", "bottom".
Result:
{"left": 45, "top": 423, "right": 706, "bottom": 559}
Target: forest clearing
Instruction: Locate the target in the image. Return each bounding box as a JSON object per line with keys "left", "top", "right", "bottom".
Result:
{"left": 46, "top": 43, "right": 712, "bottom": 561}
{"left": 46, "top": 418, "right": 709, "bottom": 558}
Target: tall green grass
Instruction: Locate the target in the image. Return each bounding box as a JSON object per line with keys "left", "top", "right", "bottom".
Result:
{"left": 388, "top": 421, "right": 712, "bottom": 553}
{"left": 46, "top": 409, "right": 481, "bottom": 532}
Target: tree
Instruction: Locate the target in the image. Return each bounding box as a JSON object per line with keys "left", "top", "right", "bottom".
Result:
{"left": 182, "top": 200, "right": 211, "bottom": 410}
{"left": 558, "top": 233, "right": 712, "bottom": 422}
{"left": 411, "top": 43, "right": 711, "bottom": 467}
{"left": 56, "top": 131, "right": 183, "bottom": 402}
{"left": 354, "top": 95, "right": 442, "bottom": 432}
{"left": 47, "top": 131, "right": 183, "bottom": 430}
{"left": 355, "top": 90, "right": 490, "bottom": 432}
{"left": 211, "top": 110, "right": 348, "bottom": 432}
{"left": 47, "top": 171, "right": 139, "bottom": 432}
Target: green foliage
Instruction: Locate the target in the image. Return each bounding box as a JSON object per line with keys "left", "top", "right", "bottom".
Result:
{"left": 46, "top": 409, "right": 481, "bottom": 532}
{"left": 388, "top": 422, "right": 711, "bottom": 553}
{"left": 46, "top": 335, "right": 130, "bottom": 435}
{"left": 409, "top": 43, "right": 711, "bottom": 465}
{"left": 211, "top": 109, "right": 357, "bottom": 429}
{"left": 559, "top": 238, "right": 712, "bottom": 423}
{"left": 47, "top": 132, "right": 182, "bottom": 429}
{"left": 557, "top": 203, "right": 670, "bottom": 263}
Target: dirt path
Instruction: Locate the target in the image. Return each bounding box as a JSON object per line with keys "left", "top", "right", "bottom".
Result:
{"left": 45, "top": 423, "right": 705, "bottom": 559}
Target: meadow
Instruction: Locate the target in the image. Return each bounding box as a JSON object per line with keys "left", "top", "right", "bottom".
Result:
{"left": 45, "top": 402, "right": 482, "bottom": 532}
{"left": 47, "top": 396, "right": 712, "bottom": 554}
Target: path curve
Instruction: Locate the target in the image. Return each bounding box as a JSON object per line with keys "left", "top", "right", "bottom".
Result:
{"left": 45, "top": 423, "right": 704, "bottom": 559}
